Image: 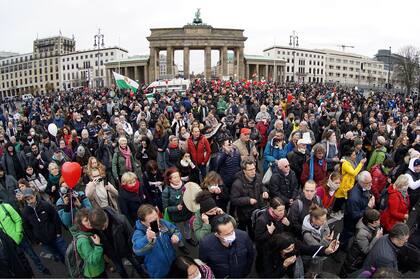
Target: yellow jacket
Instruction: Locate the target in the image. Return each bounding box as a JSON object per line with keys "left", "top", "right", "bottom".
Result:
{"left": 335, "top": 159, "right": 364, "bottom": 199}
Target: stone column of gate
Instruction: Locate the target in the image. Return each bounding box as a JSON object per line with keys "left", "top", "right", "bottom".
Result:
{"left": 166, "top": 47, "right": 174, "bottom": 77}
{"left": 143, "top": 66, "right": 148, "bottom": 84}
{"left": 265, "top": 64, "right": 269, "bottom": 80}
{"left": 183, "top": 47, "right": 190, "bottom": 79}
{"left": 148, "top": 47, "right": 157, "bottom": 82}
{"left": 221, "top": 46, "right": 228, "bottom": 77}
{"left": 204, "top": 46, "right": 212, "bottom": 80}
{"left": 237, "top": 47, "right": 245, "bottom": 80}
{"left": 134, "top": 66, "right": 139, "bottom": 83}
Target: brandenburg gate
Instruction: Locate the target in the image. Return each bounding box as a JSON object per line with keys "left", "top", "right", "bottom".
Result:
{"left": 147, "top": 14, "right": 246, "bottom": 81}
{"left": 105, "top": 11, "right": 285, "bottom": 84}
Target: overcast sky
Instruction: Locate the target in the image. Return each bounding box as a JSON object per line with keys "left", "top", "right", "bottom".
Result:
{"left": 1, "top": 0, "right": 419, "bottom": 72}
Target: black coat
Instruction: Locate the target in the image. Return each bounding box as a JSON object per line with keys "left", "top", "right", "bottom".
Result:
{"left": 268, "top": 167, "right": 299, "bottom": 203}
{"left": 363, "top": 235, "right": 399, "bottom": 270}
{"left": 0, "top": 230, "right": 33, "bottom": 278}
{"left": 231, "top": 171, "right": 267, "bottom": 222}
{"left": 99, "top": 207, "right": 134, "bottom": 261}
{"left": 287, "top": 149, "right": 308, "bottom": 183}
{"left": 22, "top": 200, "right": 62, "bottom": 244}
{"left": 254, "top": 210, "right": 289, "bottom": 247}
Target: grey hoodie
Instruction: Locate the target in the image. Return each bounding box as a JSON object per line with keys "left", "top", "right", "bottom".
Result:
{"left": 302, "top": 214, "right": 331, "bottom": 247}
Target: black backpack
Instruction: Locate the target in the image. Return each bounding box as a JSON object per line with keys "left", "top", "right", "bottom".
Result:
{"left": 378, "top": 187, "right": 389, "bottom": 211}
{"left": 251, "top": 207, "right": 268, "bottom": 229}
{"left": 65, "top": 234, "right": 89, "bottom": 278}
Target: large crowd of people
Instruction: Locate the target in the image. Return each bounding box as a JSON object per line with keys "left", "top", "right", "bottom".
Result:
{"left": 0, "top": 79, "right": 419, "bottom": 279}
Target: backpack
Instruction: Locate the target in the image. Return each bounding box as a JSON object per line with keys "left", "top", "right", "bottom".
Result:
{"left": 65, "top": 235, "right": 89, "bottom": 278}
{"left": 378, "top": 187, "right": 389, "bottom": 211}
{"left": 251, "top": 207, "right": 268, "bottom": 229}
{"left": 287, "top": 196, "right": 322, "bottom": 218}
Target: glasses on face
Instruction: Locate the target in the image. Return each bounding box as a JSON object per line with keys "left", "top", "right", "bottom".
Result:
{"left": 284, "top": 165, "right": 290, "bottom": 168}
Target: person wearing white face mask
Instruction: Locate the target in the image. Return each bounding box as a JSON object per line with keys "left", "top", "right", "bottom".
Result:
{"left": 380, "top": 174, "right": 411, "bottom": 232}
{"left": 169, "top": 255, "right": 215, "bottom": 279}
{"left": 199, "top": 214, "right": 255, "bottom": 279}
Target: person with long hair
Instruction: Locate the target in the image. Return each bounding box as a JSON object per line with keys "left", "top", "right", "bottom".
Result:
{"left": 169, "top": 255, "right": 214, "bottom": 279}
{"left": 153, "top": 122, "right": 169, "bottom": 171}
{"left": 316, "top": 172, "right": 341, "bottom": 215}
{"left": 254, "top": 197, "right": 290, "bottom": 275}
{"left": 142, "top": 160, "right": 164, "bottom": 212}
{"left": 162, "top": 167, "right": 197, "bottom": 253}
{"left": 332, "top": 148, "right": 366, "bottom": 219}
{"left": 200, "top": 171, "right": 228, "bottom": 211}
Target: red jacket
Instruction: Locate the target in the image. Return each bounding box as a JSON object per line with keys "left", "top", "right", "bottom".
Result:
{"left": 380, "top": 185, "right": 410, "bottom": 232}
{"left": 187, "top": 135, "right": 211, "bottom": 166}
{"left": 370, "top": 164, "right": 388, "bottom": 202}
{"left": 301, "top": 159, "right": 327, "bottom": 185}
{"left": 255, "top": 121, "right": 269, "bottom": 149}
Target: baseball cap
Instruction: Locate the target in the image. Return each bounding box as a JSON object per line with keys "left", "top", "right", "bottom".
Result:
{"left": 240, "top": 128, "right": 251, "bottom": 135}
{"left": 23, "top": 188, "right": 35, "bottom": 198}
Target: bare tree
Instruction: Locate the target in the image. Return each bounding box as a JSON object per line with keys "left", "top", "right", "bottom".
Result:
{"left": 393, "top": 46, "right": 420, "bottom": 96}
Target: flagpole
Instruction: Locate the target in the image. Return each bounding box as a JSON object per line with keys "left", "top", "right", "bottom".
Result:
{"left": 118, "top": 36, "right": 121, "bottom": 74}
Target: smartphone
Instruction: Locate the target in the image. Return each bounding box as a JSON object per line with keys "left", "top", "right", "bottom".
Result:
{"left": 14, "top": 189, "right": 22, "bottom": 195}
{"left": 336, "top": 233, "right": 341, "bottom": 241}
{"left": 150, "top": 220, "right": 159, "bottom": 234}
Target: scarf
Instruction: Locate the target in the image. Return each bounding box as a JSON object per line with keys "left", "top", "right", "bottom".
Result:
{"left": 49, "top": 173, "right": 60, "bottom": 185}
{"left": 170, "top": 181, "right": 183, "bottom": 190}
{"left": 309, "top": 153, "right": 324, "bottom": 180}
{"left": 122, "top": 180, "right": 140, "bottom": 193}
{"left": 119, "top": 146, "right": 132, "bottom": 171}
{"left": 268, "top": 207, "right": 283, "bottom": 221}
{"left": 168, "top": 142, "right": 178, "bottom": 149}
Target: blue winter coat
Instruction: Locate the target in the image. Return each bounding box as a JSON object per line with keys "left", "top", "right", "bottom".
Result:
{"left": 132, "top": 219, "right": 182, "bottom": 278}
{"left": 56, "top": 191, "right": 92, "bottom": 228}
{"left": 212, "top": 150, "right": 242, "bottom": 188}
{"left": 263, "top": 139, "right": 288, "bottom": 172}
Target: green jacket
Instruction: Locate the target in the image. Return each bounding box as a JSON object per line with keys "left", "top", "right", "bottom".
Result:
{"left": 112, "top": 149, "right": 137, "bottom": 181}
{"left": 162, "top": 185, "right": 192, "bottom": 223}
{"left": 367, "top": 147, "right": 387, "bottom": 171}
{"left": 192, "top": 211, "right": 212, "bottom": 242}
{"left": 0, "top": 203, "right": 23, "bottom": 245}
{"left": 70, "top": 227, "right": 105, "bottom": 278}
{"left": 217, "top": 99, "right": 228, "bottom": 114}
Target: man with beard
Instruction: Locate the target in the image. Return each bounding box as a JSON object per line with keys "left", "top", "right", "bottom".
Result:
{"left": 1, "top": 143, "right": 26, "bottom": 180}
{"left": 78, "top": 129, "right": 97, "bottom": 158}
{"left": 133, "top": 120, "right": 153, "bottom": 144}
{"left": 39, "top": 133, "right": 57, "bottom": 165}
{"left": 28, "top": 143, "right": 48, "bottom": 178}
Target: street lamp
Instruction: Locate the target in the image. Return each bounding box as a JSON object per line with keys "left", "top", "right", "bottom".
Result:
{"left": 387, "top": 46, "right": 391, "bottom": 90}
{"left": 289, "top": 30, "right": 299, "bottom": 82}
{"left": 94, "top": 28, "right": 105, "bottom": 88}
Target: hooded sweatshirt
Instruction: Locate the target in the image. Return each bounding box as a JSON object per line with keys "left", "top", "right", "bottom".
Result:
{"left": 301, "top": 214, "right": 331, "bottom": 247}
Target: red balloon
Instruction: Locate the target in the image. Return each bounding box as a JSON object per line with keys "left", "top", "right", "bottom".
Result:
{"left": 130, "top": 91, "right": 134, "bottom": 97}
{"left": 61, "top": 162, "right": 82, "bottom": 189}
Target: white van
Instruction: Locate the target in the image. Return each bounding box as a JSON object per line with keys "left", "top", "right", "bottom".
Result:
{"left": 147, "top": 78, "right": 191, "bottom": 96}
{"left": 22, "top": 94, "right": 34, "bottom": 102}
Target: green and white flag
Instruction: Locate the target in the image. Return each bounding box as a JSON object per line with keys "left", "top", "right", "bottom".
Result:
{"left": 113, "top": 72, "right": 139, "bottom": 93}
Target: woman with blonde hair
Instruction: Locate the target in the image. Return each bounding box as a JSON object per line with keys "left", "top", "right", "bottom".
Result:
{"left": 85, "top": 167, "right": 119, "bottom": 213}
{"left": 380, "top": 174, "right": 411, "bottom": 232}
{"left": 118, "top": 171, "right": 146, "bottom": 225}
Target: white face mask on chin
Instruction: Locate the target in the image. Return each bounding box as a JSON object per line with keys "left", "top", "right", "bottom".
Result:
{"left": 223, "top": 231, "right": 236, "bottom": 245}
{"left": 191, "top": 271, "right": 202, "bottom": 279}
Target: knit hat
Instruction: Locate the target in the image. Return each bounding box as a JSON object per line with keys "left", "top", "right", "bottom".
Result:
{"left": 377, "top": 136, "right": 386, "bottom": 146}
{"left": 199, "top": 197, "right": 218, "bottom": 214}
{"left": 354, "top": 138, "right": 363, "bottom": 146}
{"left": 414, "top": 158, "right": 420, "bottom": 167}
